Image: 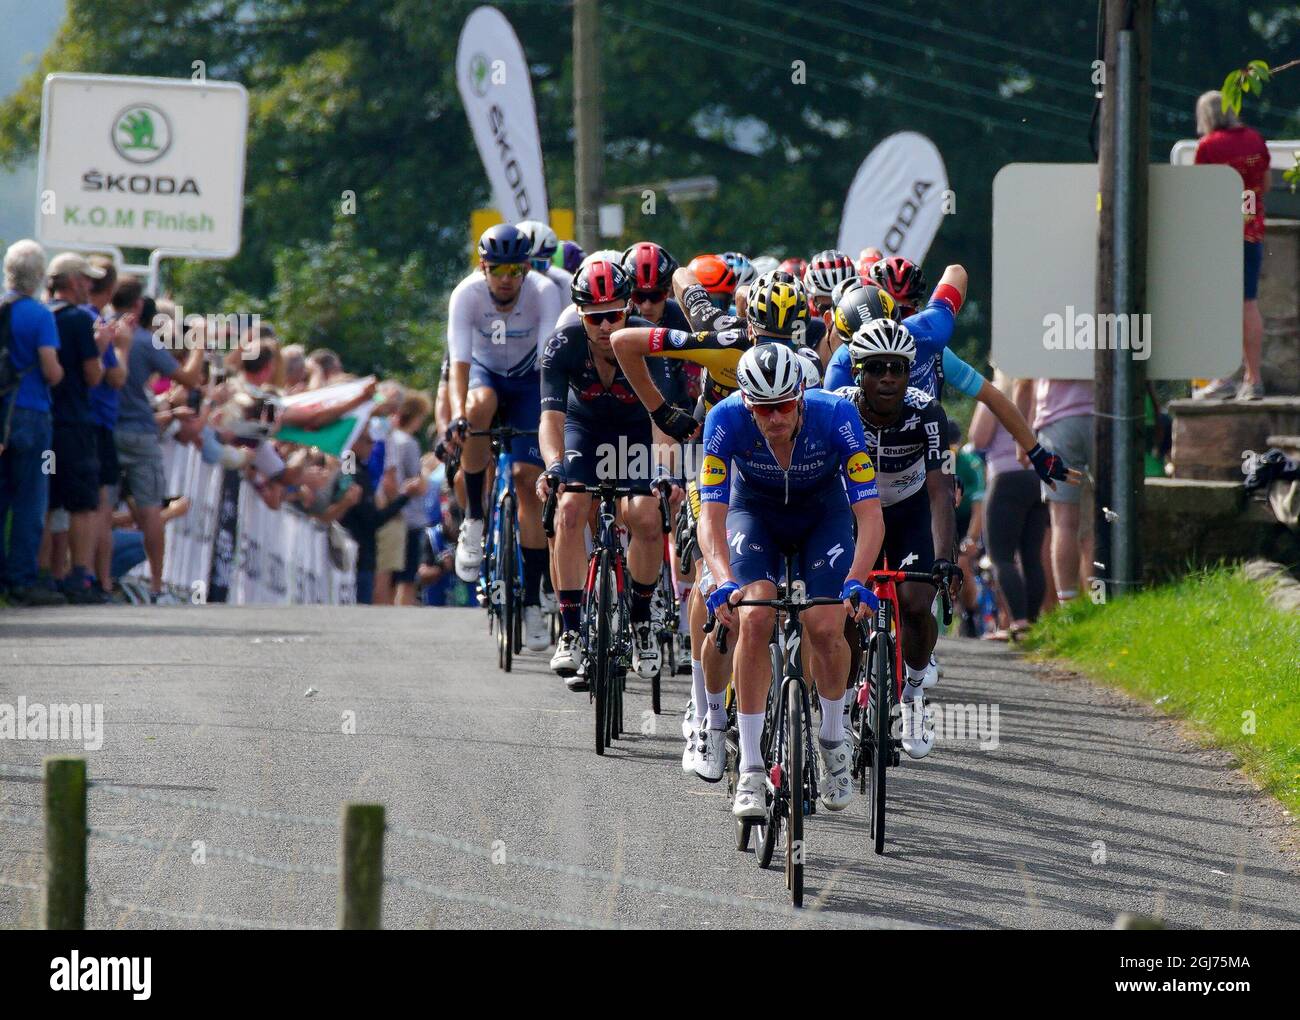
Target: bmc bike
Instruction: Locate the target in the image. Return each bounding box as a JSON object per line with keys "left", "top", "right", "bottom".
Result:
{"left": 851, "top": 568, "right": 953, "bottom": 855}
{"left": 543, "top": 479, "right": 672, "bottom": 755}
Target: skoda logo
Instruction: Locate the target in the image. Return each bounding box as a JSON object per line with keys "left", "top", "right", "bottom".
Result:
{"left": 470, "top": 53, "right": 491, "bottom": 97}
{"left": 111, "top": 104, "right": 172, "bottom": 164}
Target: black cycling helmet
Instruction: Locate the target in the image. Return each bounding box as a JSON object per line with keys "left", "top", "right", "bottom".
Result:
{"left": 832, "top": 284, "right": 901, "bottom": 339}
{"left": 571, "top": 258, "right": 632, "bottom": 307}
{"left": 477, "top": 223, "right": 532, "bottom": 265}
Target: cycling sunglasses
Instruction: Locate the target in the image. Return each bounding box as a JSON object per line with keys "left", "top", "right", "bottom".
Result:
{"left": 748, "top": 397, "right": 799, "bottom": 416}
{"left": 581, "top": 306, "right": 630, "bottom": 326}
{"left": 632, "top": 289, "right": 667, "bottom": 303}
{"left": 857, "top": 358, "right": 910, "bottom": 378}
{"left": 486, "top": 263, "right": 527, "bottom": 278}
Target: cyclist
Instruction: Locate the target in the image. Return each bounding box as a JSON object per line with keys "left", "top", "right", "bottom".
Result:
{"left": 537, "top": 259, "right": 666, "bottom": 688}
{"left": 446, "top": 223, "right": 562, "bottom": 651}
{"left": 611, "top": 268, "right": 811, "bottom": 779}
{"left": 720, "top": 251, "right": 757, "bottom": 294}
{"left": 688, "top": 254, "right": 738, "bottom": 313}
{"left": 517, "top": 219, "right": 573, "bottom": 295}
{"left": 700, "top": 344, "right": 884, "bottom": 816}
{"left": 833, "top": 319, "right": 959, "bottom": 759}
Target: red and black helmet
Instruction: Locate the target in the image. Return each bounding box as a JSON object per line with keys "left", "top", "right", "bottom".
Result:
{"left": 869, "top": 256, "right": 927, "bottom": 307}
{"left": 571, "top": 259, "right": 632, "bottom": 307}
{"left": 620, "top": 241, "right": 679, "bottom": 292}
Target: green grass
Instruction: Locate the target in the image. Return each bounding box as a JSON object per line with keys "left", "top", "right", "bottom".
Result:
{"left": 1022, "top": 566, "right": 1300, "bottom": 816}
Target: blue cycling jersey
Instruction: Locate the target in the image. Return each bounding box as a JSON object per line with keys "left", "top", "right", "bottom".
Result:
{"left": 823, "top": 295, "right": 965, "bottom": 396}
{"left": 699, "top": 388, "right": 879, "bottom": 508}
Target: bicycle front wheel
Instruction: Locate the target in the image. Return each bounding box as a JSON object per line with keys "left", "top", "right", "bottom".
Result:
{"left": 592, "top": 549, "right": 613, "bottom": 755}
{"left": 870, "top": 631, "right": 893, "bottom": 855}
{"left": 785, "top": 679, "right": 805, "bottom": 907}
{"left": 498, "top": 493, "right": 516, "bottom": 673}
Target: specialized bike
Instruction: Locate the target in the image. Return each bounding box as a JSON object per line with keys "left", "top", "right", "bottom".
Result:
{"left": 471, "top": 426, "right": 536, "bottom": 673}
{"left": 706, "top": 552, "right": 864, "bottom": 908}
{"left": 543, "top": 479, "right": 672, "bottom": 755}
{"left": 850, "top": 568, "right": 953, "bottom": 855}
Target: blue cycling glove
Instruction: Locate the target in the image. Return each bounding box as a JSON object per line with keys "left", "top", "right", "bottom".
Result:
{"left": 839, "top": 579, "right": 879, "bottom": 613}
{"left": 705, "top": 581, "right": 740, "bottom": 617}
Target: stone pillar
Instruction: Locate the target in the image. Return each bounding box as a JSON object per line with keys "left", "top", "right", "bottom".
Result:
{"left": 1260, "top": 218, "right": 1300, "bottom": 396}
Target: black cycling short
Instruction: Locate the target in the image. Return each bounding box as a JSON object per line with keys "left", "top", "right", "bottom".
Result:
{"left": 49, "top": 423, "right": 101, "bottom": 513}
{"left": 562, "top": 415, "right": 654, "bottom": 494}
{"left": 877, "top": 491, "right": 934, "bottom": 574}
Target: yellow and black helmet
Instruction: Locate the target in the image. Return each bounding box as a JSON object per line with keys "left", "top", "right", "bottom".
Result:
{"left": 833, "top": 284, "right": 900, "bottom": 339}
{"left": 747, "top": 270, "right": 808, "bottom": 337}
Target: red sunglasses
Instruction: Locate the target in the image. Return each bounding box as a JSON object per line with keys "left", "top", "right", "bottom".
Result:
{"left": 581, "top": 306, "right": 629, "bottom": 326}
{"left": 749, "top": 398, "right": 799, "bottom": 416}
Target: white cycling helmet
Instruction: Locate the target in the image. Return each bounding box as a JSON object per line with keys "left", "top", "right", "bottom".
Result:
{"left": 750, "top": 254, "right": 780, "bottom": 276}
{"left": 736, "top": 343, "right": 804, "bottom": 404}
{"left": 516, "top": 219, "right": 559, "bottom": 261}
{"left": 847, "top": 318, "right": 917, "bottom": 366}
{"left": 803, "top": 249, "right": 856, "bottom": 299}
{"left": 794, "top": 345, "right": 823, "bottom": 388}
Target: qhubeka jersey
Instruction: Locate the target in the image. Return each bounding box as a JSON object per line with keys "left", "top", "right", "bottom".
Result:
{"left": 700, "top": 388, "right": 879, "bottom": 509}
{"left": 541, "top": 316, "right": 656, "bottom": 429}
{"left": 447, "top": 270, "right": 564, "bottom": 377}
{"left": 832, "top": 385, "right": 949, "bottom": 506}
{"left": 823, "top": 290, "right": 963, "bottom": 397}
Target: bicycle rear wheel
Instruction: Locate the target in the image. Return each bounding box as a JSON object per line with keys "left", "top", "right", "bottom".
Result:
{"left": 592, "top": 549, "right": 613, "bottom": 755}
{"left": 498, "top": 494, "right": 516, "bottom": 673}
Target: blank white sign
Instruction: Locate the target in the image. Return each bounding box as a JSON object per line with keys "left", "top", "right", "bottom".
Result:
{"left": 992, "top": 163, "right": 1243, "bottom": 380}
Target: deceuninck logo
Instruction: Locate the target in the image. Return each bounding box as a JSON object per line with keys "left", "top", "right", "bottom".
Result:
{"left": 470, "top": 53, "right": 490, "bottom": 97}
{"left": 111, "top": 103, "right": 172, "bottom": 164}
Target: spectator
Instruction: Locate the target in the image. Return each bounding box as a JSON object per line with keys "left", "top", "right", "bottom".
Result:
{"left": 949, "top": 419, "right": 985, "bottom": 636}
{"left": 972, "top": 371, "right": 1049, "bottom": 639}
{"left": 1193, "top": 90, "right": 1270, "bottom": 401}
{"left": 337, "top": 428, "right": 420, "bottom": 604}
{"left": 384, "top": 391, "right": 432, "bottom": 606}
{"left": 305, "top": 348, "right": 344, "bottom": 390}
{"left": 0, "top": 240, "right": 65, "bottom": 605}
{"left": 1018, "top": 377, "right": 1093, "bottom": 606}
{"left": 369, "top": 381, "right": 405, "bottom": 606}
{"left": 83, "top": 256, "right": 126, "bottom": 598}
{"left": 418, "top": 498, "right": 473, "bottom": 606}
{"left": 281, "top": 343, "right": 308, "bottom": 393}
{"left": 111, "top": 276, "right": 204, "bottom": 604}
{"left": 45, "top": 253, "right": 109, "bottom": 603}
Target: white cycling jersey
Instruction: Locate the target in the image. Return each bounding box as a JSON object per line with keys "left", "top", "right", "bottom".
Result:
{"left": 543, "top": 264, "right": 573, "bottom": 297}
{"left": 447, "top": 269, "right": 564, "bottom": 377}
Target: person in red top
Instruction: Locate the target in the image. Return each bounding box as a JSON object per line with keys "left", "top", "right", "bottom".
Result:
{"left": 1193, "top": 90, "right": 1271, "bottom": 401}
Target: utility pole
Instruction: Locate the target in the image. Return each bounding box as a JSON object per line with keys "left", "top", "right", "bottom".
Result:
{"left": 573, "top": 0, "right": 602, "bottom": 252}
{"left": 1094, "top": 0, "right": 1151, "bottom": 599}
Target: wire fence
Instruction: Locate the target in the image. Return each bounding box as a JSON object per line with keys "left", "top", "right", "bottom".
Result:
{"left": 0, "top": 759, "right": 923, "bottom": 930}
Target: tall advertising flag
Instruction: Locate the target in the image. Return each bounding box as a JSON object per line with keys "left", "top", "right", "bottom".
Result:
{"left": 838, "top": 132, "right": 948, "bottom": 264}
{"left": 456, "top": 6, "right": 549, "bottom": 224}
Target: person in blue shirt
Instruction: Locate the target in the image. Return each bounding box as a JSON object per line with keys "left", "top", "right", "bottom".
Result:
{"left": 697, "top": 343, "right": 884, "bottom": 818}
{"left": 82, "top": 256, "right": 126, "bottom": 599}
{"left": 0, "top": 241, "right": 66, "bottom": 605}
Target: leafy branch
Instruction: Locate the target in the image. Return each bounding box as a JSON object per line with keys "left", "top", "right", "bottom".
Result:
{"left": 1222, "top": 59, "right": 1299, "bottom": 189}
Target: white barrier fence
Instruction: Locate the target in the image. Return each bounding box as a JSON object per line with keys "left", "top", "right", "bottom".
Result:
{"left": 129, "top": 441, "right": 356, "bottom": 605}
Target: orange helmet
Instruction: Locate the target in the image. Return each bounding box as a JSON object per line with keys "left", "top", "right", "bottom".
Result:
{"left": 688, "top": 254, "right": 737, "bottom": 296}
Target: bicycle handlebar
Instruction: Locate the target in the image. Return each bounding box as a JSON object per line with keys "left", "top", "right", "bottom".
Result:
{"left": 703, "top": 594, "right": 861, "bottom": 655}
{"left": 541, "top": 479, "right": 672, "bottom": 538}
{"left": 867, "top": 569, "right": 955, "bottom": 628}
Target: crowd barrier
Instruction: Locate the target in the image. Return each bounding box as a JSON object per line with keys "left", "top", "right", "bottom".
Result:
{"left": 128, "top": 440, "right": 357, "bottom": 605}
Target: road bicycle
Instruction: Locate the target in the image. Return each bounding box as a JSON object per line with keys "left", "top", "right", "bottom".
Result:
{"left": 471, "top": 426, "right": 536, "bottom": 673}
{"left": 707, "top": 552, "right": 865, "bottom": 908}
{"left": 850, "top": 568, "right": 953, "bottom": 855}
{"left": 544, "top": 479, "right": 671, "bottom": 755}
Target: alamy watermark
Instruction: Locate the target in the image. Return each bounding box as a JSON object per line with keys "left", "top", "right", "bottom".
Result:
{"left": 1042, "top": 306, "right": 1151, "bottom": 361}
{"left": 0, "top": 697, "right": 104, "bottom": 751}
{"left": 152, "top": 304, "right": 263, "bottom": 357}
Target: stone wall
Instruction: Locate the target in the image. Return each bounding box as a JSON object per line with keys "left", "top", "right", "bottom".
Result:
{"left": 1259, "top": 218, "right": 1299, "bottom": 396}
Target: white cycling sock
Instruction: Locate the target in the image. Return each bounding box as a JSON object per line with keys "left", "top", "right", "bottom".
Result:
{"left": 691, "top": 659, "right": 707, "bottom": 721}
{"left": 677, "top": 584, "right": 691, "bottom": 630}
{"left": 706, "top": 688, "right": 727, "bottom": 732}
{"left": 738, "top": 712, "right": 765, "bottom": 773}
{"left": 903, "top": 663, "right": 926, "bottom": 701}
{"left": 819, "top": 693, "right": 845, "bottom": 743}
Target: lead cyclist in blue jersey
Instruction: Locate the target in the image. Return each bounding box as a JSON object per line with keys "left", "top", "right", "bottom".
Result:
{"left": 698, "top": 344, "right": 885, "bottom": 818}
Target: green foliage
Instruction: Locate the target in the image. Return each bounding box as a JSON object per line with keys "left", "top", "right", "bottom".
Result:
{"left": 1023, "top": 566, "right": 1300, "bottom": 815}
{"left": 1223, "top": 57, "right": 1298, "bottom": 189}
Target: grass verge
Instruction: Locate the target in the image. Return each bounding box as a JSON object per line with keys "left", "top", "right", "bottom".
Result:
{"left": 1021, "top": 565, "right": 1300, "bottom": 816}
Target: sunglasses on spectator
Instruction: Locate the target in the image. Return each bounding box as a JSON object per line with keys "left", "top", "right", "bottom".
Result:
{"left": 486, "top": 263, "right": 527, "bottom": 278}
{"left": 747, "top": 397, "right": 799, "bottom": 416}
{"left": 581, "top": 306, "right": 630, "bottom": 325}
{"left": 858, "top": 359, "right": 910, "bottom": 378}
{"left": 632, "top": 289, "right": 667, "bottom": 303}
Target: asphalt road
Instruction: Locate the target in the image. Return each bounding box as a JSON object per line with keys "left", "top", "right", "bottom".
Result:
{"left": 1, "top": 604, "right": 1296, "bottom": 930}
